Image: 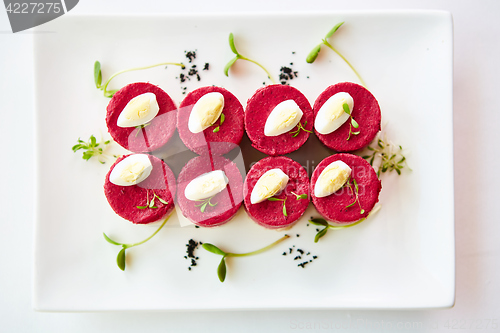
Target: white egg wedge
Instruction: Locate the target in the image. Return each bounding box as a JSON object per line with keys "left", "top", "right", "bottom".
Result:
{"left": 264, "top": 99, "right": 303, "bottom": 136}
{"left": 314, "top": 92, "right": 354, "bottom": 135}
{"left": 188, "top": 92, "right": 225, "bottom": 133}
{"left": 116, "top": 92, "right": 160, "bottom": 128}
{"left": 314, "top": 160, "right": 352, "bottom": 198}
{"left": 184, "top": 170, "right": 229, "bottom": 201}
{"left": 109, "top": 154, "right": 153, "bottom": 186}
{"left": 250, "top": 168, "right": 289, "bottom": 204}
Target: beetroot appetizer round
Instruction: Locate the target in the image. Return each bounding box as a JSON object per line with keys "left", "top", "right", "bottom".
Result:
{"left": 311, "top": 153, "right": 381, "bottom": 224}
{"left": 177, "top": 86, "right": 244, "bottom": 155}
{"left": 245, "top": 84, "right": 313, "bottom": 156}
{"left": 104, "top": 154, "right": 176, "bottom": 224}
{"left": 177, "top": 155, "right": 243, "bottom": 227}
{"left": 244, "top": 156, "right": 310, "bottom": 229}
{"left": 313, "top": 82, "right": 381, "bottom": 152}
{"left": 106, "top": 82, "right": 177, "bottom": 153}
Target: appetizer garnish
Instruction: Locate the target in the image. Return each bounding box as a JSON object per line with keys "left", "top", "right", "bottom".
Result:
{"left": 309, "top": 205, "right": 381, "bottom": 242}
{"left": 71, "top": 135, "right": 116, "bottom": 164}
{"left": 136, "top": 190, "right": 169, "bottom": 210}
{"left": 344, "top": 177, "right": 364, "bottom": 214}
{"left": 94, "top": 60, "right": 185, "bottom": 98}
{"left": 202, "top": 234, "right": 290, "bottom": 282}
{"left": 224, "top": 33, "right": 276, "bottom": 84}
{"left": 289, "top": 121, "right": 312, "bottom": 137}
{"left": 306, "top": 22, "right": 366, "bottom": 87}
{"left": 362, "top": 134, "right": 409, "bottom": 177}
{"left": 103, "top": 215, "right": 170, "bottom": 271}
{"left": 343, "top": 102, "right": 360, "bottom": 140}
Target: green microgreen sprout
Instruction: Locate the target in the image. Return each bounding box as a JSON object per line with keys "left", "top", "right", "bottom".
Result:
{"left": 309, "top": 205, "right": 381, "bottom": 242}
{"left": 212, "top": 113, "right": 225, "bottom": 133}
{"left": 137, "top": 190, "right": 168, "bottom": 210}
{"left": 103, "top": 215, "right": 170, "bottom": 271}
{"left": 344, "top": 177, "right": 364, "bottom": 214}
{"left": 94, "top": 60, "right": 185, "bottom": 98}
{"left": 134, "top": 122, "right": 151, "bottom": 137}
{"left": 224, "top": 33, "right": 276, "bottom": 84}
{"left": 72, "top": 135, "right": 116, "bottom": 164}
{"left": 267, "top": 197, "right": 288, "bottom": 217}
{"left": 291, "top": 191, "right": 308, "bottom": 200}
{"left": 362, "top": 133, "right": 410, "bottom": 177}
{"left": 202, "top": 234, "right": 290, "bottom": 282}
{"left": 290, "top": 121, "right": 312, "bottom": 138}
{"left": 342, "top": 102, "right": 360, "bottom": 140}
{"left": 306, "top": 22, "right": 366, "bottom": 87}
{"left": 194, "top": 195, "right": 218, "bottom": 213}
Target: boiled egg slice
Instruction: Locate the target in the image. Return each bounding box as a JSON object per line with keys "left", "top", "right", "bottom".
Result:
{"left": 314, "top": 92, "right": 354, "bottom": 135}
{"left": 185, "top": 170, "right": 229, "bottom": 201}
{"left": 314, "top": 160, "right": 352, "bottom": 198}
{"left": 264, "top": 99, "right": 303, "bottom": 136}
{"left": 109, "top": 154, "right": 153, "bottom": 186}
{"left": 188, "top": 92, "right": 225, "bottom": 133}
{"left": 250, "top": 168, "right": 289, "bottom": 204}
{"left": 117, "top": 92, "right": 160, "bottom": 128}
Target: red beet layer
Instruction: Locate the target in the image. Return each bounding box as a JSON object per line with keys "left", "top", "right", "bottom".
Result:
{"left": 244, "top": 156, "right": 310, "bottom": 229}
{"left": 311, "top": 153, "right": 381, "bottom": 223}
{"left": 106, "top": 82, "right": 177, "bottom": 153}
{"left": 104, "top": 154, "right": 177, "bottom": 224}
{"left": 245, "top": 85, "right": 313, "bottom": 156}
{"left": 176, "top": 155, "right": 243, "bottom": 227}
{"left": 177, "top": 86, "right": 244, "bottom": 155}
{"left": 313, "top": 82, "right": 381, "bottom": 152}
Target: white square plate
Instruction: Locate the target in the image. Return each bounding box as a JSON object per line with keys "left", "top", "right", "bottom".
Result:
{"left": 33, "top": 11, "right": 454, "bottom": 311}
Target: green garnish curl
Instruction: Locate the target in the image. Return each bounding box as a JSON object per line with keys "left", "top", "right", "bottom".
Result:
{"left": 194, "top": 195, "right": 218, "bottom": 213}
{"left": 137, "top": 190, "right": 168, "bottom": 210}
{"left": 202, "top": 234, "right": 290, "bottom": 282}
{"left": 103, "top": 215, "right": 170, "bottom": 271}
{"left": 342, "top": 103, "right": 360, "bottom": 140}
{"left": 306, "top": 22, "right": 366, "bottom": 87}
{"left": 309, "top": 218, "right": 365, "bottom": 243}
{"left": 94, "top": 61, "right": 185, "bottom": 98}
{"left": 344, "top": 177, "right": 364, "bottom": 214}
{"left": 224, "top": 33, "right": 276, "bottom": 84}
{"left": 309, "top": 204, "right": 381, "bottom": 242}
{"left": 290, "top": 121, "right": 312, "bottom": 138}
{"left": 362, "top": 135, "right": 410, "bottom": 177}
{"left": 72, "top": 135, "right": 116, "bottom": 164}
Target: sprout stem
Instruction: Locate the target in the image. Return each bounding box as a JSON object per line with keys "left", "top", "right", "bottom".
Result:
{"left": 102, "top": 62, "right": 185, "bottom": 96}
{"left": 226, "top": 235, "right": 290, "bottom": 257}
{"left": 322, "top": 40, "right": 366, "bottom": 87}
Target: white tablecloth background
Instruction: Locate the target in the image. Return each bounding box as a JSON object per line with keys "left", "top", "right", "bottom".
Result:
{"left": 1, "top": 0, "right": 499, "bottom": 332}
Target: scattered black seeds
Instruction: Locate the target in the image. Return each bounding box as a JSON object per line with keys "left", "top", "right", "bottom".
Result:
{"left": 306, "top": 252, "right": 310, "bottom": 256}
{"left": 309, "top": 260, "right": 312, "bottom": 262}
{"left": 316, "top": 228, "right": 320, "bottom": 232}
{"left": 185, "top": 50, "right": 196, "bottom": 63}
{"left": 185, "top": 239, "right": 200, "bottom": 270}
{"left": 298, "top": 261, "right": 309, "bottom": 268}
{"left": 294, "top": 256, "right": 302, "bottom": 260}
{"left": 203, "top": 63, "right": 209, "bottom": 70}
{"left": 282, "top": 252, "right": 287, "bottom": 256}
{"left": 179, "top": 73, "right": 189, "bottom": 83}
{"left": 307, "top": 76, "right": 310, "bottom": 79}
{"left": 293, "top": 245, "right": 295, "bottom": 247}
{"left": 289, "top": 248, "right": 293, "bottom": 254}
{"left": 297, "top": 249, "right": 304, "bottom": 255}
{"left": 307, "top": 224, "right": 309, "bottom": 227}
{"left": 279, "top": 66, "right": 298, "bottom": 85}
{"left": 290, "top": 62, "right": 293, "bottom": 66}
{"left": 292, "top": 51, "right": 296, "bottom": 54}
{"left": 313, "top": 255, "right": 318, "bottom": 259}
{"left": 296, "top": 234, "right": 300, "bottom": 237}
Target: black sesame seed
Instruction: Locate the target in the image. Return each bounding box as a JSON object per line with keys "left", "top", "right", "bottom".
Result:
{"left": 297, "top": 249, "right": 304, "bottom": 255}
{"left": 294, "top": 256, "right": 301, "bottom": 260}
{"left": 282, "top": 252, "right": 287, "bottom": 256}
{"left": 313, "top": 255, "right": 318, "bottom": 259}
{"left": 203, "top": 63, "right": 209, "bottom": 70}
